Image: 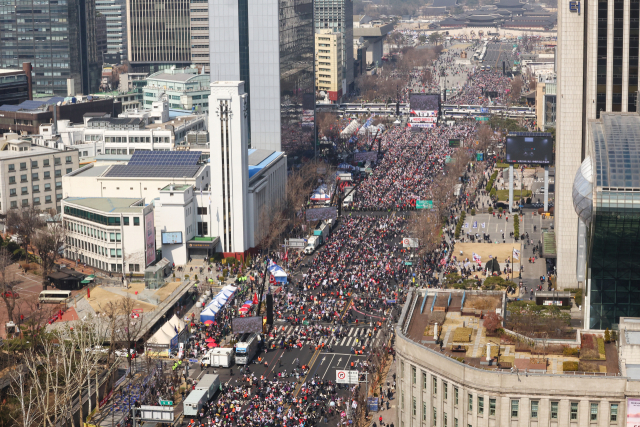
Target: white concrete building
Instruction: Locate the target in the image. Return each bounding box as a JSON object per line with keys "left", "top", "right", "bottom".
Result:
{"left": 62, "top": 197, "right": 154, "bottom": 274}
{"left": 0, "top": 138, "right": 79, "bottom": 215}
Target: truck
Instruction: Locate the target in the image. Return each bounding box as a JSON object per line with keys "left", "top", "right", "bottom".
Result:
{"left": 314, "top": 221, "right": 331, "bottom": 242}
{"left": 337, "top": 172, "right": 352, "bottom": 182}
{"left": 201, "top": 348, "right": 234, "bottom": 367}
{"left": 195, "top": 374, "right": 220, "bottom": 400}
{"left": 343, "top": 188, "right": 355, "bottom": 208}
{"left": 183, "top": 388, "right": 208, "bottom": 416}
{"left": 234, "top": 332, "right": 260, "bottom": 364}
{"left": 304, "top": 235, "right": 321, "bottom": 255}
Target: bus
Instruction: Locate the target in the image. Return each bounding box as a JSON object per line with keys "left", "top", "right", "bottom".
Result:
{"left": 39, "top": 290, "right": 72, "bottom": 304}
{"left": 234, "top": 332, "right": 260, "bottom": 364}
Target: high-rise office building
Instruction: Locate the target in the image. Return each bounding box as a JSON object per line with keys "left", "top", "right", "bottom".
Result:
{"left": 125, "top": 0, "right": 209, "bottom": 72}
{"left": 209, "top": 0, "right": 315, "bottom": 154}
{"left": 0, "top": 0, "right": 101, "bottom": 96}
{"left": 556, "top": 0, "right": 640, "bottom": 289}
{"left": 96, "top": 0, "right": 128, "bottom": 63}
{"left": 315, "top": 0, "right": 353, "bottom": 92}
{"left": 315, "top": 30, "right": 344, "bottom": 102}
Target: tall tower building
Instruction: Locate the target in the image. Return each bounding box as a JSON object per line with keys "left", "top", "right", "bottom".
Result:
{"left": 208, "top": 0, "right": 315, "bottom": 154}
{"left": 0, "top": 0, "right": 100, "bottom": 96}
{"left": 314, "top": 0, "right": 354, "bottom": 93}
{"left": 96, "top": 0, "right": 128, "bottom": 63}
{"left": 556, "top": 0, "right": 640, "bottom": 289}
{"left": 209, "top": 81, "right": 250, "bottom": 254}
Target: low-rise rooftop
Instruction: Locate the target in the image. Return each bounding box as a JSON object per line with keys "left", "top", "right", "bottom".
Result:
{"left": 63, "top": 197, "right": 146, "bottom": 213}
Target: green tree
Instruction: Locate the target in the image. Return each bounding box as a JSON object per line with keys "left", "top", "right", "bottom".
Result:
{"left": 418, "top": 34, "right": 427, "bottom": 44}
{"left": 428, "top": 32, "right": 441, "bottom": 45}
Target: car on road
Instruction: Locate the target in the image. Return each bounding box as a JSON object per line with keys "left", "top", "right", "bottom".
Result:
{"left": 85, "top": 346, "right": 108, "bottom": 354}
{"left": 3, "top": 291, "right": 19, "bottom": 299}
{"left": 115, "top": 348, "right": 137, "bottom": 358}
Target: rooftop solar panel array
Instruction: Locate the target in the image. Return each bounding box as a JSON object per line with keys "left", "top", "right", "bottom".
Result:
{"left": 128, "top": 151, "right": 202, "bottom": 166}
{"left": 104, "top": 165, "right": 200, "bottom": 178}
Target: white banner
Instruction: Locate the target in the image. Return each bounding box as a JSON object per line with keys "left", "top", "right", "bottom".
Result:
{"left": 409, "top": 116, "right": 438, "bottom": 123}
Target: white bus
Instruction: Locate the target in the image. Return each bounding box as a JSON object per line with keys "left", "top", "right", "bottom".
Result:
{"left": 39, "top": 290, "right": 72, "bottom": 304}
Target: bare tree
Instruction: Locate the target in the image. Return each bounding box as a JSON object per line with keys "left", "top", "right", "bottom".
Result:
{"left": 316, "top": 112, "right": 340, "bottom": 141}
{"left": 115, "top": 294, "right": 144, "bottom": 375}
{"left": 410, "top": 210, "right": 442, "bottom": 256}
{"left": 32, "top": 222, "right": 65, "bottom": 290}
{"left": 475, "top": 123, "right": 494, "bottom": 151}
{"left": 6, "top": 207, "right": 43, "bottom": 256}
{"left": 9, "top": 370, "right": 38, "bottom": 427}
{"left": 510, "top": 76, "right": 524, "bottom": 104}
{"left": 0, "top": 247, "right": 19, "bottom": 324}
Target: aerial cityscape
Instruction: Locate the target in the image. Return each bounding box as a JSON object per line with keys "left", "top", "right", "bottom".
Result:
{"left": 0, "top": 0, "right": 637, "bottom": 425}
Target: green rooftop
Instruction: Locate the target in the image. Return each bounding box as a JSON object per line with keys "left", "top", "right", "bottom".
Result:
{"left": 193, "top": 236, "right": 215, "bottom": 241}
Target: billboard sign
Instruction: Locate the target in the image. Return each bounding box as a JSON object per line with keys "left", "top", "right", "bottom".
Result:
{"left": 354, "top": 151, "right": 379, "bottom": 162}
{"left": 336, "top": 370, "right": 359, "bottom": 384}
{"left": 161, "top": 232, "right": 183, "bottom": 245}
{"left": 232, "top": 316, "right": 264, "bottom": 334}
{"left": 449, "top": 139, "right": 461, "bottom": 148}
{"left": 409, "top": 116, "right": 437, "bottom": 123}
{"left": 628, "top": 398, "right": 640, "bottom": 427}
{"left": 505, "top": 134, "right": 554, "bottom": 164}
{"left": 145, "top": 211, "right": 156, "bottom": 266}
{"left": 407, "top": 123, "right": 436, "bottom": 128}
{"left": 306, "top": 207, "right": 338, "bottom": 222}
{"left": 134, "top": 406, "right": 174, "bottom": 422}
{"left": 402, "top": 238, "right": 419, "bottom": 248}
{"left": 409, "top": 93, "right": 440, "bottom": 113}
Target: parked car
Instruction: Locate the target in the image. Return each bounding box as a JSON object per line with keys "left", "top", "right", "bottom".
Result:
{"left": 115, "top": 349, "right": 137, "bottom": 358}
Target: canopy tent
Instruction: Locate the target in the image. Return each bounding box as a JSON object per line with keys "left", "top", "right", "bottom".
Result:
{"left": 310, "top": 184, "right": 332, "bottom": 202}
{"left": 340, "top": 119, "right": 360, "bottom": 137}
{"left": 200, "top": 285, "right": 238, "bottom": 322}
{"left": 268, "top": 263, "right": 288, "bottom": 284}
{"left": 146, "top": 322, "right": 178, "bottom": 356}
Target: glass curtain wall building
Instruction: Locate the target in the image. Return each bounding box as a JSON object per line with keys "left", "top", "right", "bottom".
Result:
{"left": 96, "top": 0, "right": 127, "bottom": 63}
{"left": 0, "top": 0, "right": 100, "bottom": 96}
{"left": 209, "top": 0, "right": 315, "bottom": 155}
{"left": 573, "top": 112, "right": 640, "bottom": 329}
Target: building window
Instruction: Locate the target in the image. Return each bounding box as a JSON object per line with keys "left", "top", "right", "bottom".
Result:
{"left": 134, "top": 217, "right": 140, "bottom": 226}
{"left": 197, "top": 222, "right": 208, "bottom": 235}
{"left": 44, "top": 171, "right": 50, "bottom": 179}
{"left": 32, "top": 173, "right": 38, "bottom": 180}
{"left": 590, "top": 403, "right": 598, "bottom": 421}
{"left": 197, "top": 207, "right": 207, "bottom": 215}
{"left": 33, "top": 185, "right": 39, "bottom": 192}
{"left": 401, "top": 361, "right": 404, "bottom": 379}
{"left": 117, "top": 249, "right": 122, "bottom": 257}
{"left": 413, "top": 397, "right": 416, "bottom": 417}
{"left": 432, "top": 376, "right": 437, "bottom": 395}
{"left": 9, "top": 176, "right": 15, "bottom": 184}
{"left": 8, "top": 164, "right": 14, "bottom": 171}
{"left": 444, "top": 413, "right": 448, "bottom": 427}
{"left": 43, "top": 159, "right": 49, "bottom": 166}
{"left": 65, "top": 155, "right": 72, "bottom": 163}
{"left": 571, "top": 402, "right": 579, "bottom": 420}
{"left": 45, "top": 183, "right": 51, "bottom": 191}
{"left": 433, "top": 407, "right": 437, "bottom": 426}
{"left": 10, "top": 201, "right": 17, "bottom": 208}
{"left": 45, "top": 195, "right": 51, "bottom": 203}
{"left": 19, "top": 162, "right": 26, "bottom": 170}
{"left": 610, "top": 403, "right": 618, "bottom": 422}
{"left": 422, "top": 372, "right": 427, "bottom": 389}
{"left": 454, "top": 387, "right": 458, "bottom": 405}
{"left": 468, "top": 394, "right": 473, "bottom": 412}
{"left": 531, "top": 400, "right": 539, "bottom": 419}
{"left": 423, "top": 401, "right": 427, "bottom": 422}
{"left": 66, "top": 168, "right": 72, "bottom": 174}
{"left": 21, "top": 187, "right": 27, "bottom": 195}
{"left": 20, "top": 174, "right": 27, "bottom": 182}
{"left": 31, "top": 160, "right": 38, "bottom": 168}
{"left": 56, "top": 193, "right": 62, "bottom": 200}
{"left": 511, "top": 400, "right": 519, "bottom": 418}
{"left": 110, "top": 249, "right": 116, "bottom": 257}
{"left": 550, "top": 401, "right": 558, "bottom": 419}
{"left": 9, "top": 189, "right": 16, "bottom": 196}
{"left": 402, "top": 391, "right": 405, "bottom": 409}
{"left": 54, "top": 158, "right": 61, "bottom": 165}
{"left": 21, "top": 199, "right": 28, "bottom": 207}
{"left": 489, "top": 399, "right": 496, "bottom": 416}
{"left": 56, "top": 181, "right": 62, "bottom": 188}
{"left": 411, "top": 366, "right": 416, "bottom": 385}
{"left": 443, "top": 382, "right": 447, "bottom": 399}
{"left": 478, "top": 397, "right": 484, "bottom": 415}
{"left": 55, "top": 169, "right": 61, "bottom": 177}
{"left": 129, "top": 264, "right": 140, "bottom": 272}
{"left": 33, "top": 197, "right": 40, "bottom": 205}
{"left": 123, "top": 217, "right": 129, "bottom": 225}
{"left": 116, "top": 233, "right": 121, "bottom": 242}
{"left": 454, "top": 418, "right": 458, "bottom": 427}
{"left": 110, "top": 233, "right": 115, "bottom": 241}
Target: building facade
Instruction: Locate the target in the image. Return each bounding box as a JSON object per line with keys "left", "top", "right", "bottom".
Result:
{"left": 314, "top": 0, "right": 353, "bottom": 91}
{"left": 315, "top": 30, "right": 344, "bottom": 102}
{"left": 0, "top": 66, "right": 31, "bottom": 105}
{"left": 208, "top": 0, "right": 315, "bottom": 154}
{"left": 556, "top": 0, "right": 640, "bottom": 288}
{"left": 62, "top": 197, "right": 154, "bottom": 274}
{"left": 142, "top": 68, "right": 210, "bottom": 112}
{"left": 396, "top": 290, "right": 640, "bottom": 427}
{"left": 0, "top": 0, "right": 100, "bottom": 96}
{"left": 96, "top": 0, "right": 128, "bottom": 63}
{"left": 0, "top": 142, "right": 79, "bottom": 215}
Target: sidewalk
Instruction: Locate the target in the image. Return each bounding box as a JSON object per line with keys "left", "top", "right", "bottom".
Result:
{"left": 368, "top": 356, "right": 397, "bottom": 427}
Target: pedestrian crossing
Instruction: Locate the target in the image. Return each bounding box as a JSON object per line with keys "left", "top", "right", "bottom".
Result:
{"left": 267, "top": 325, "right": 385, "bottom": 350}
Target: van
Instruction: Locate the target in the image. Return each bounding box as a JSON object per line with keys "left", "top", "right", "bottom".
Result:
{"left": 39, "top": 290, "right": 72, "bottom": 304}
{"left": 195, "top": 374, "right": 220, "bottom": 400}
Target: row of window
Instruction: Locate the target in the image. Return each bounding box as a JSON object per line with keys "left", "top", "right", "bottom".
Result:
{"left": 402, "top": 362, "right": 618, "bottom": 423}
{"left": 7, "top": 156, "right": 71, "bottom": 171}
{"left": 63, "top": 206, "right": 141, "bottom": 226}
{"left": 6, "top": 194, "right": 59, "bottom": 209}
{"left": 8, "top": 170, "right": 66, "bottom": 184}
{"left": 8, "top": 182, "right": 59, "bottom": 195}
{"left": 65, "top": 217, "right": 140, "bottom": 237}
{"left": 67, "top": 237, "right": 122, "bottom": 258}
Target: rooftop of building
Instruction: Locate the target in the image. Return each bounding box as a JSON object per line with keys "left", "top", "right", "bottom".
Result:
{"left": 248, "top": 149, "right": 285, "bottom": 179}
{"left": 432, "top": 0, "right": 458, "bottom": 7}
{"left": 71, "top": 151, "right": 204, "bottom": 179}
{"left": 0, "top": 144, "right": 64, "bottom": 159}
{"left": 353, "top": 23, "right": 394, "bottom": 37}
{"left": 160, "top": 183, "right": 192, "bottom": 191}
{"left": 0, "top": 69, "right": 26, "bottom": 75}
{"left": 590, "top": 112, "right": 640, "bottom": 188}
{"left": 63, "top": 197, "right": 146, "bottom": 213}
{"left": 402, "top": 289, "right": 620, "bottom": 376}
{"left": 146, "top": 114, "right": 203, "bottom": 130}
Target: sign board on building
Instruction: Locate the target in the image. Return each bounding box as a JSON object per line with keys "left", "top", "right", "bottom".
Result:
{"left": 336, "top": 370, "right": 359, "bottom": 384}
{"left": 144, "top": 211, "right": 156, "bottom": 266}
{"left": 286, "top": 238, "right": 306, "bottom": 248}
{"left": 627, "top": 398, "right": 640, "bottom": 426}
{"left": 569, "top": 0, "right": 580, "bottom": 13}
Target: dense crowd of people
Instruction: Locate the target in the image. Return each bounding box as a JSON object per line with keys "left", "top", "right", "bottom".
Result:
{"left": 449, "top": 69, "right": 514, "bottom": 106}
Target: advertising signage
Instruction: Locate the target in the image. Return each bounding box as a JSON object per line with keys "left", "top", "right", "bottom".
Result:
{"left": 409, "top": 93, "right": 440, "bottom": 112}
{"left": 144, "top": 211, "right": 156, "bottom": 266}
{"left": 505, "top": 133, "right": 554, "bottom": 165}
